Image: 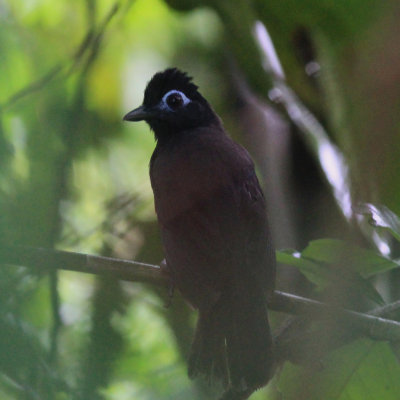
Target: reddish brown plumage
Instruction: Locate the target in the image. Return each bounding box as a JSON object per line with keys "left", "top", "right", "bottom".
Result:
{"left": 124, "top": 68, "right": 276, "bottom": 395}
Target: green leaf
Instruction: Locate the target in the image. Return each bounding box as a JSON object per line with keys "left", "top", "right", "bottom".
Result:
{"left": 276, "top": 240, "right": 398, "bottom": 305}
{"left": 301, "top": 239, "right": 398, "bottom": 278}
{"left": 278, "top": 339, "right": 400, "bottom": 400}
{"left": 276, "top": 249, "right": 330, "bottom": 287}
{"left": 355, "top": 203, "right": 400, "bottom": 242}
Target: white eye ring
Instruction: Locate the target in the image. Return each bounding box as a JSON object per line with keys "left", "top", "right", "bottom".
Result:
{"left": 160, "top": 90, "right": 191, "bottom": 111}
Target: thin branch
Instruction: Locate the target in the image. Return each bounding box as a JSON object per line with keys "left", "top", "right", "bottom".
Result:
{"left": 370, "top": 300, "right": 400, "bottom": 318}
{"left": 1, "top": 245, "right": 400, "bottom": 342}
{"left": 270, "top": 291, "right": 400, "bottom": 342}
{"left": 0, "top": 245, "right": 164, "bottom": 285}
{"left": 0, "top": 65, "right": 64, "bottom": 112}
{"left": 0, "top": 372, "right": 42, "bottom": 400}
{"left": 0, "top": 1, "right": 121, "bottom": 112}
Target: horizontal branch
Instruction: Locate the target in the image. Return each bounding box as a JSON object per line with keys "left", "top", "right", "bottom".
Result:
{"left": 0, "top": 245, "right": 164, "bottom": 285}
{"left": 1, "top": 245, "right": 400, "bottom": 341}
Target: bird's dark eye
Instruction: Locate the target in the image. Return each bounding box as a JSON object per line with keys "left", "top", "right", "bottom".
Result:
{"left": 161, "top": 90, "right": 191, "bottom": 111}
{"left": 166, "top": 92, "right": 184, "bottom": 109}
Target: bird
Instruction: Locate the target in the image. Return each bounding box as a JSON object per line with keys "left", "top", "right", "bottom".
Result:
{"left": 123, "top": 68, "right": 276, "bottom": 397}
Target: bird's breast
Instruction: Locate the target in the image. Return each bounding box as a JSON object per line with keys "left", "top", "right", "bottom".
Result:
{"left": 151, "top": 150, "right": 230, "bottom": 227}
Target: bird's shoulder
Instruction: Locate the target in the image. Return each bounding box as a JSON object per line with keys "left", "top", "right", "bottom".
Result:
{"left": 149, "top": 126, "right": 265, "bottom": 225}
{"left": 150, "top": 126, "right": 254, "bottom": 185}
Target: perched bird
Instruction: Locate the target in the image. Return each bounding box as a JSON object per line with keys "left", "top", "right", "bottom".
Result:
{"left": 124, "top": 68, "right": 275, "bottom": 397}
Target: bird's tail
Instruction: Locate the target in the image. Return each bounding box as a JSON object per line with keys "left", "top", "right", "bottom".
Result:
{"left": 188, "top": 301, "right": 228, "bottom": 386}
{"left": 188, "top": 280, "right": 274, "bottom": 391}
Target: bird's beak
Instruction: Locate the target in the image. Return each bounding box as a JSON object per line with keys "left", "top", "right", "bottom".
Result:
{"left": 123, "top": 105, "right": 154, "bottom": 122}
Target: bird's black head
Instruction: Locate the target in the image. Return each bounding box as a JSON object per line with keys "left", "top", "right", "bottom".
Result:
{"left": 123, "top": 68, "right": 220, "bottom": 141}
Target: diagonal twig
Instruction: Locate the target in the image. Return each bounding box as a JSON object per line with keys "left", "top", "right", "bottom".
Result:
{"left": 0, "top": 1, "right": 121, "bottom": 112}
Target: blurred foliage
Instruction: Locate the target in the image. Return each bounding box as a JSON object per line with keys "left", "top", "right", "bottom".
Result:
{"left": 1, "top": 0, "right": 400, "bottom": 399}
{"left": 278, "top": 338, "right": 400, "bottom": 400}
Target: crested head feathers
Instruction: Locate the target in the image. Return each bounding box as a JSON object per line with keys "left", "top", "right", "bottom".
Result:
{"left": 123, "top": 68, "right": 221, "bottom": 139}
{"left": 143, "top": 68, "right": 201, "bottom": 107}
